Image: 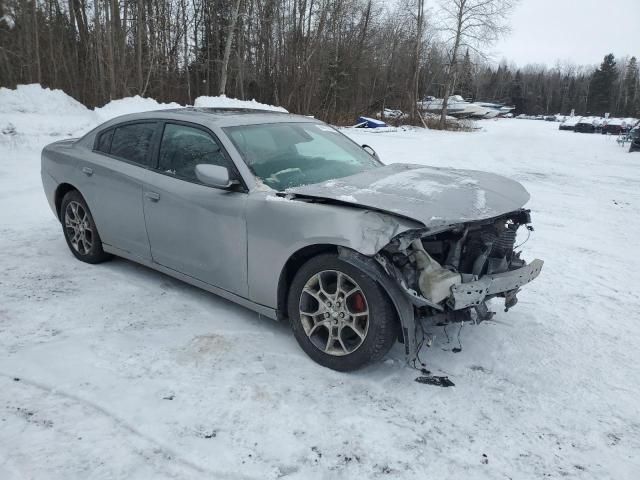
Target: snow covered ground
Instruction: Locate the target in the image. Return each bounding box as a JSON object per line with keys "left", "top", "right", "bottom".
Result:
{"left": 1, "top": 86, "right": 639, "bottom": 479}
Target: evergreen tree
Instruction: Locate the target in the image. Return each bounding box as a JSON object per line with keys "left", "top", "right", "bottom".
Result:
{"left": 457, "top": 49, "right": 475, "bottom": 100}
{"left": 588, "top": 54, "right": 618, "bottom": 115}
{"left": 510, "top": 70, "right": 524, "bottom": 113}
{"left": 623, "top": 57, "right": 639, "bottom": 116}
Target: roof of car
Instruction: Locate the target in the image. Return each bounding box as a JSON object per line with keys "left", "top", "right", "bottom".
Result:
{"left": 96, "top": 107, "right": 319, "bottom": 129}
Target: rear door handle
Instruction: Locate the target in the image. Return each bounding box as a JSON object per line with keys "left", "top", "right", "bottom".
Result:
{"left": 82, "top": 166, "right": 93, "bottom": 176}
{"left": 145, "top": 191, "right": 160, "bottom": 202}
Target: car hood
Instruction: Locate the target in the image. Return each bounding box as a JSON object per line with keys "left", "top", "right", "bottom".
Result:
{"left": 286, "top": 163, "right": 530, "bottom": 228}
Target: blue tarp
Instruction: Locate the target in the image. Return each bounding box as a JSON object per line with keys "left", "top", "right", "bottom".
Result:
{"left": 356, "top": 116, "right": 388, "bottom": 128}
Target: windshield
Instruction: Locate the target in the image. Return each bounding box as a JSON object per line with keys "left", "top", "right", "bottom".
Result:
{"left": 224, "top": 122, "right": 381, "bottom": 190}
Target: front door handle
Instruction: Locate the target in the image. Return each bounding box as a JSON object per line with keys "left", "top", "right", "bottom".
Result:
{"left": 82, "top": 166, "right": 93, "bottom": 176}
{"left": 145, "top": 191, "right": 160, "bottom": 202}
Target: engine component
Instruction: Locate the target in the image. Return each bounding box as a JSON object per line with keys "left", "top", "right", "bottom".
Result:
{"left": 444, "top": 228, "right": 468, "bottom": 269}
{"left": 411, "top": 240, "right": 461, "bottom": 303}
{"left": 491, "top": 225, "right": 517, "bottom": 258}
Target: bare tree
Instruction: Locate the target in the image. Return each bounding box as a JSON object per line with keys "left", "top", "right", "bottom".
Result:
{"left": 219, "top": 0, "right": 242, "bottom": 95}
{"left": 32, "top": 0, "right": 41, "bottom": 84}
{"left": 410, "top": 0, "right": 425, "bottom": 121}
{"left": 1, "top": 0, "right": 632, "bottom": 122}
{"left": 437, "top": 0, "right": 515, "bottom": 127}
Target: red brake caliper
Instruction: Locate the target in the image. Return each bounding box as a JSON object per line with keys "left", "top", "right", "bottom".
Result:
{"left": 351, "top": 292, "right": 366, "bottom": 313}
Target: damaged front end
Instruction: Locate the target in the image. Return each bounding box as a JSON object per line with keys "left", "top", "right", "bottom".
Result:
{"left": 342, "top": 208, "right": 543, "bottom": 362}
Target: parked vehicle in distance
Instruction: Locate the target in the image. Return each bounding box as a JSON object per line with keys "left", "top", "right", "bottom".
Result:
{"left": 418, "top": 95, "right": 482, "bottom": 118}
{"left": 377, "top": 108, "right": 407, "bottom": 120}
{"left": 41, "top": 108, "right": 543, "bottom": 371}
{"left": 622, "top": 118, "right": 639, "bottom": 133}
{"left": 575, "top": 118, "right": 596, "bottom": 133}
{"left": 602, "top": 118, "right": 624, "bottom": 135}
{"left": 559, "top": 117, "right": 580, "bottom": 131}
{"left": 471, "top": 101, "right": 515, "bottom": 118}
{"left": 630, "top": 127, "right": 640, "bottom": 152}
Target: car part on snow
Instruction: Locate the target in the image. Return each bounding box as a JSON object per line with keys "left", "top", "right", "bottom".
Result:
{"left": 414, "top": 375, "right": 455, "bottom": 387}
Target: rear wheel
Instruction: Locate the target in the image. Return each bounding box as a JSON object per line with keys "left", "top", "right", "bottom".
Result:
{"left": 60, "top": 190, "right": 111, "bottom": 264}
{"left": 287, "top": 253, "right": 396, "bottom": 371}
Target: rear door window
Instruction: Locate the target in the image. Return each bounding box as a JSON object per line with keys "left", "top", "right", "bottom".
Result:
{"left": 109, "top": 123, "right": 157, "bottom": 166}
{"left": 96, "top": 129, "right": 114, "bottom": 153}
{"left": 158, "top": 123, "right": 228, "bottom": 183}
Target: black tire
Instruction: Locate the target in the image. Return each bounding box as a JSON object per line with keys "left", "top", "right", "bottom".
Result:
{"left": 60, "top": 190, "right": 111, "bottom": 264}
{"left": 287, "top": 253, "right": 397, "bottom": 371}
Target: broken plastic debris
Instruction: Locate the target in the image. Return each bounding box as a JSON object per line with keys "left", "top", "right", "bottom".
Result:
{"left": 414, "top": 375, "right": 455, "bottom": 387}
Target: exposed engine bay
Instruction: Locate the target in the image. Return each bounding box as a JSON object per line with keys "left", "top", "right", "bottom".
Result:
{"left": 378, "top": 209, "right": 542, "bottom": 324}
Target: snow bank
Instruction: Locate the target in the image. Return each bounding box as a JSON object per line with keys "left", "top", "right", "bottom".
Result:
{"left": 0, "top": 85, "right": 291, "bottom": 147}
{"left": 94, "top": 96, "right": 182, "bottom": 122}
{"left": 0, "top": 84, "right": 88, "bottom": 115}
{"left": 561, "top": 116, "right": 581, "bottom": 126}
{"left": 194, "top": 94, "right": 288, "bottom": 112}
{"left": 0, "top": 84, "right": 96, "bottom": 141}
{"left": 0, "top": 85, "right": 289, "bottom": 147}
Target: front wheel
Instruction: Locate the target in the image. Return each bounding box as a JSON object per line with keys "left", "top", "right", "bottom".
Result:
{"left": 287, "top": 253, "right": 397, "bottom": 371}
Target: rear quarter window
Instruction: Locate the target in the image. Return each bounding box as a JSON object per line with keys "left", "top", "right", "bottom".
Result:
{"left": 109, "top": 122, "right": 157, "bottom": 166}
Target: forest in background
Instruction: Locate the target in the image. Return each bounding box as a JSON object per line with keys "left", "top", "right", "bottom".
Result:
{"left": 0, "top": 0, "right": 638, "bottom": 124}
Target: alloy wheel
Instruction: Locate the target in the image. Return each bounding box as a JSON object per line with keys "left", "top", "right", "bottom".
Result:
{"left": 298, "top": 270, "right": 370, "bottom": 356}
{"left": 64, "top": 201, "right": 93, "bottom": 255}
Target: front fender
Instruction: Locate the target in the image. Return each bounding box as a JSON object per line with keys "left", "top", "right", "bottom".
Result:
{"left": 245, "top": 192, "right": 422, "bottom": 309}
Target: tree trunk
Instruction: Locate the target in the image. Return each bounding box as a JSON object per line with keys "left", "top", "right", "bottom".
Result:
{"left": 32, "top": 0, "right": 42, "bottom": 84}
{"left": 105, "top": 0, "right": 116, "bottom": 99}
{"left": 412, "top": 0, "right": 424, "bottom": 121}
{"left": 440, "top": 0, "right": 464, "bottom": 128}
{"left": 219, "top": 0, "right": 242, "bottom": 95}
{"left": 181, "top": 0, "right": 191, "bottom": 103}
{"left": 137, "top": 0, "right": 144, "bottom": 92}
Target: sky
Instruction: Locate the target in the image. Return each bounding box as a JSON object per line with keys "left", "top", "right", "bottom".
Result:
{"left": 491, "top": 0, "right": 640, "bottom": 68}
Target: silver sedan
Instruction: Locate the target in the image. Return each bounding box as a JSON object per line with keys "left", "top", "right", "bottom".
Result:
{"left": 41, "top": 108, "right": 543, "bottom": 371}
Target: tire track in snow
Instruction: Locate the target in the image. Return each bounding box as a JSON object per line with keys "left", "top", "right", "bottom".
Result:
{"left": 0, "top": 373, "right": 257, "bottom": 480}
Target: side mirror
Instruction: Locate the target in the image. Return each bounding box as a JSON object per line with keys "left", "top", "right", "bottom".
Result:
{"left": 195, "top": 164, "right": 238, "bottom": 189}
{"left": 362, "top": 144, "right": 380, "bottom": 161}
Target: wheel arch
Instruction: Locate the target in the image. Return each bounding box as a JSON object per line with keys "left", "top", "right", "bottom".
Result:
{"left": 336, "top": 247, "right": 416, "bottom": 359}
{"left": 54, "top": 183, "right": 80, "bottom": 221}
{"left": 276, "top": 244, "right": 339, "bottom": 320}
